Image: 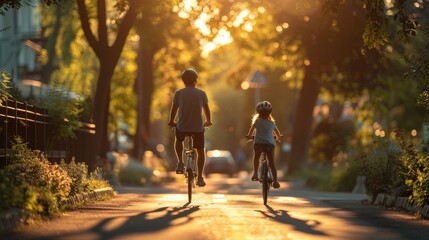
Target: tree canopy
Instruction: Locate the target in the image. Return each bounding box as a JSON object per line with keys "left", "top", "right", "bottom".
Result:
{"left": 5, "top": 0, "right": 429, "bottom": 173}
{"left": 0, "top": 0, "right": 70, "bottom": 15}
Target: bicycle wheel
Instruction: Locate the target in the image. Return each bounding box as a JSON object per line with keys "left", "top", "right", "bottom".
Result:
{"left": 262, "top": 162, "right": 269, "bottom": 205}
{"left": 187, "top": 169, "right": 193, "bottom": 202}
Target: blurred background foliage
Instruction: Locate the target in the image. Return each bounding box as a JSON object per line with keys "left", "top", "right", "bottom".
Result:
{"left": 1, "top": 0, "right": 429, "bottom": 201}
{"left": 28, "top": 1, "right": 429, "bottom": 156}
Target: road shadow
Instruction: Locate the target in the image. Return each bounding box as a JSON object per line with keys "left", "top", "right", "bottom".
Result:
{"left": 256, "top": 204, "right": 328, "bottom": 237}
{"left": 26, "top": 203, "right": 200, "bottom": 240}
{"left": 321, "top": 200, "right": 429, "bottom": 239}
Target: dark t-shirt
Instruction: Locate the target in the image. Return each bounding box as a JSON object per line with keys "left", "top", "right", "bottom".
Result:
{"left": 172, "top": 86, "right": 208, "bottom": 132}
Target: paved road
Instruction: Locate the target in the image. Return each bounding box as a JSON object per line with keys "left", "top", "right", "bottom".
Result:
{"left": 5, "top": 173, "right": 429, "bottom": 240}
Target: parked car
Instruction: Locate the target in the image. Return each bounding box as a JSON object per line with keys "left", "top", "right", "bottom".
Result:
{"left": 205, "top": 150, "right": 236, "bottom": 177}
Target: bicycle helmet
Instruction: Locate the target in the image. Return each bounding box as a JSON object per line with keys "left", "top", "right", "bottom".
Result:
{"left": 256, "top": 101, "right": 272, "bottom": 113}
{"left": 181, "top": 68, "right": 198, "bottom": 85}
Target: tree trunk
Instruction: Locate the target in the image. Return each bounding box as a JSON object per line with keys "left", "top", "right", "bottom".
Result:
{"left": 289, "top": 67, "right": 320, "bottom": 174}
{"left": 133, "top": 44, "right": 156, "bottom": 160}
{"left": 40, "top": 5, "right": 62, "bottom": 84}
{"left": 77, "top": 0, "right": 139, "bottom": 169}
{"left": 91, "top": 57, "right": 117, "bottom": 167}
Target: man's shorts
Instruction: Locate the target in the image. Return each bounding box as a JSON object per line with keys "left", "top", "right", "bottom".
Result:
{"left": 175, "top": 129, "right": 205, "bottom": 149}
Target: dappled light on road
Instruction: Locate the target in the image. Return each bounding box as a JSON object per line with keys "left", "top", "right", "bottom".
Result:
{"left": 158, "top": 194, "right": 189, "bottom": 202}
{"left": 272, "top": 196, "right": 310, "bottom": 204}
{"left": 212, "top": 194, "right": 228, "bottom": 203}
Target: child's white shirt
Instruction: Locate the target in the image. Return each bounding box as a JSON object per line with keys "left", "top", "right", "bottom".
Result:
{"left": 253, "top": 118, "right": 276, "bottom": 146}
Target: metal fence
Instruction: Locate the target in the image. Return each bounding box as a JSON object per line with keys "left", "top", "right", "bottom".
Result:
{"left": 0, "top": 99, "right": 96, "bottom": 168}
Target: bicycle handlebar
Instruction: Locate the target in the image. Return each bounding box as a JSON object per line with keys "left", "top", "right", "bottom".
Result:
{"left": 169, "top": 124, "right": 211, "bottom": 133}
{"left": 245, "top": 135, "right": 283, "bottom": 143}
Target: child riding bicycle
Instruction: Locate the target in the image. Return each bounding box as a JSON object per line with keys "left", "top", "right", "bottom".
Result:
{"left": 246, "top": 101, "right": 282, "bottom": 188}
{"left": 168, "top": 68, "right": 212, "bottom": 187}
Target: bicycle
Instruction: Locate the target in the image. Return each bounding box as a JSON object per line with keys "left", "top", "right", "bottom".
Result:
{"left": 258, "top": 144, "right": 274, "bottom": 205}
{"left": 247, "top": 136, "right": 280, "bottom": 205}
{"left": 171, "top": 127, "right": 198, "bottom": 203}
{"left": 183, "top": 132, "right": 197, "bottom": 203}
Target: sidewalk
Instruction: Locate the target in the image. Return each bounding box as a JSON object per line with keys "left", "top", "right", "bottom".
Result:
{"left": 285, "top": 179, "right": 429, "bottom": 220}
{"left": 372, "top": 193, "right": 429, "bottom": 219}
{"left": 0, "top": 188, "right": 115, "bottom": 234}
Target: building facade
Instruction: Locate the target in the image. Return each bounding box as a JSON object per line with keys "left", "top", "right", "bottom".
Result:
{"left": 0, "top": 0, "right": 42, "bottom": 94}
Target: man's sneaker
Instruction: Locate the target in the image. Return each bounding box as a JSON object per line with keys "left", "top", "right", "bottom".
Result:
{"left": 196, "top": 178, "right": 206, "bottom": 187}
{"left": 175, "top": 162, "right": 184, "bottom": 174}
{"left": 273, "top": 181, "right": 280, "bottom": 189}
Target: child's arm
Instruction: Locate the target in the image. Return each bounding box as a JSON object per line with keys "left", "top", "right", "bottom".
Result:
{"left": 273, "top": 127, "right": 283, "bottom": 140}
{"left": 246, "top": 125, "right": 256, "bottom": 139}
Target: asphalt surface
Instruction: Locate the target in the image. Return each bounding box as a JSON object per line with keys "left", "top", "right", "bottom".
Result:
{"left": 4, "top": 172, "right": 429, "bottom": 240}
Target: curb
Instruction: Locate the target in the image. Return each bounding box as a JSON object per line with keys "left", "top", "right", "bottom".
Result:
{"left": 374, "top": 193, "right": 429, "bottom": 219}
{"left": 0, "top": 209, "right": 25, "bottom": 234}
{"left": 0, "top": 187, "right": 115, "bottom": 234}
{"left": 59, "top": 187, "right": 115, "bottom": 207}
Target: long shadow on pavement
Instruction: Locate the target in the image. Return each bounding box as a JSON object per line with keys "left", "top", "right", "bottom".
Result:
{"left": 256, "top": 204, "right": 329, "bottom": 237}
{"left": 27, "top": 203, "right": 200, "bottom": 240}
{"left": 322, "top": 200, "right": 429, "bottom": 240}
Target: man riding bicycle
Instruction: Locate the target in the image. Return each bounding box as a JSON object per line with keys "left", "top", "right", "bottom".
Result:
{"left": 168, "top": 68, "right": 212, "bottom": 187}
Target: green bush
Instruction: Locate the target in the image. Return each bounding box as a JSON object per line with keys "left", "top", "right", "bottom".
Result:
{"left": 303, "top": 128, "right": 429, "bottom": 206}
{"left": 59, "top": 157, "right": 90, "bottom": 195}
{"left": 284, "top": 164, "right": 331, "bottom": 191}
{"left": 356, "top": 137, "right": 403, "bottom": 198}
{"left": 0, "top": 70, "right": 12, "bottom": 106}
{"left": 0, "top": 137, "right": 111, "bottom": 218}
{"left": 41, "top": 89, "right": 82, "bottom": 142}
{"left": 327, "top": 161, "right": 361, "bottom": 192}
{"left": 59, "top": 157, "right": 110, "bottom": 195}
{"left": 87, "top": 170, "right": 111, "bottom": 190}
{"left": 395, "top": 130, "right": 429, "bottom": 206}
{"left": 118, "top": 158, "right": 153, "bottom": 186}
{"left": 295, "top": 162, "right": 360, "bottom": 192}
{"left": 0, "top": 138, "right": 72, "bottom": 216}
{"left": 310, "top": 118, "right": 354, "bottom": 164}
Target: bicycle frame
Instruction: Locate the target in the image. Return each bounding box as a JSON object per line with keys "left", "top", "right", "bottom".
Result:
{"left": 184, "top": 134, "right": 196, "bottom": 202}
{"left": 258, "top": 148, "right": 273, "bottom": 205}
{"left": 258, "top": 151, "right": 274, "bottom": 183}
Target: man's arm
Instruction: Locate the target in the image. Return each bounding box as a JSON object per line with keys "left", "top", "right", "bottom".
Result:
{"left": 169, "top": 103, "right": 178, "bottom": 126}
{"left": 203, "top": 104, "right": 212, "bottom": 126}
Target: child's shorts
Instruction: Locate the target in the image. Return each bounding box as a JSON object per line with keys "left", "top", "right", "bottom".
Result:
{"left": 254, "top": 143, "right": 274, "bottom": 152}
